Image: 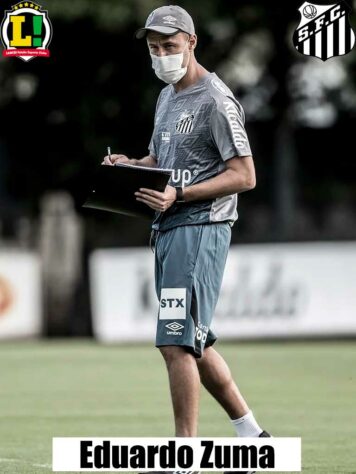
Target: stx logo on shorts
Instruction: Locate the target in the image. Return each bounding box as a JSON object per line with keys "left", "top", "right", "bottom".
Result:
{"left": 159, "top": 288, "right": 186, "bottom": 320}
{"left": 161, "top": 299, "right": 184, "bottom": 308}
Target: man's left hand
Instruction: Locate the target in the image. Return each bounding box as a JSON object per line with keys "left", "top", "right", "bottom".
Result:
{"left": 135, "top": 185, "right": 177, "bottom": 212}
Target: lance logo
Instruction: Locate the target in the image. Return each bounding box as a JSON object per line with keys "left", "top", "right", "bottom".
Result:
{"left": 293, "top": 1, "right": 355, "bottom": 61}
{"left": 1, "top": 2, "right": 52, "bottom": 62}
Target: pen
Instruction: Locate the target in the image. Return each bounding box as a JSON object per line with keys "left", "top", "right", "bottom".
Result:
{"left": 107, "top": 146, "right": 111, "bottom": 162}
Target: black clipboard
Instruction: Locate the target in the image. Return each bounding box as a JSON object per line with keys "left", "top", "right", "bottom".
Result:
{"left": 83, "top": 163, "right": 173, "bottom": 219}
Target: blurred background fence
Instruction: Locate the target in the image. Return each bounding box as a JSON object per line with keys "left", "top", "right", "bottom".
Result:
{"left": 0, "top": 0, "right": 355, "bottom": 339}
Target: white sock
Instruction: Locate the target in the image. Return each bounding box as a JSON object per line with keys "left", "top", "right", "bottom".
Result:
{"left": 230, "top": 410, "right": 263, "bottom": 437}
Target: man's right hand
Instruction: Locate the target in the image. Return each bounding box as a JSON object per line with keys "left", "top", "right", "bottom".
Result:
{"left": 101, "top": 154, "right": 134, "bottom": 166}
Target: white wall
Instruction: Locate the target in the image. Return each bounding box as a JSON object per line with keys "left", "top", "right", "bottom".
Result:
{"left": 89, "top": 242, "right": 356, "bottom": 342}
{"left": 0, "top": 251, "right": 42, "bottom": 339}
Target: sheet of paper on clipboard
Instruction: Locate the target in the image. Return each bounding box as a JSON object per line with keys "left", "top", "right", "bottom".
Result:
{"left": 83, "top": 163, "right": 173, "bottom": 219}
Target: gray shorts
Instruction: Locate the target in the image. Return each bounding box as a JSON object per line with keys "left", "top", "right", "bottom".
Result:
{"left": 153, "top": 222, "right": 231, "bottom": 358}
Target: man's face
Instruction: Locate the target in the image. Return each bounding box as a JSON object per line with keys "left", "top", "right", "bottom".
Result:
{"left": 147, "top": 31, "right": 191, "bottom": 66}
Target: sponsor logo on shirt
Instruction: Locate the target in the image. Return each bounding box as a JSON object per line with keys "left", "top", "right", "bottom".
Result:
{"left": 171, "top": 168, "right": 192, "bottom": 187}
{"left": 159, "top": 288, "right": 186, "bottom": 320}
{"left": 175, "top": 110, "right": 195, "bottom": 134}
{"left": 162, "top": 131, "right": 170, "bottom": 142}
{"left": 223, "top": 101, "right": 248, "bottom": 149}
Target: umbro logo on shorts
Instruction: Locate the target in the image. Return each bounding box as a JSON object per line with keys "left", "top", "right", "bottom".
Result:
{"left": 159, "top": 288, "right": 186, "bottom": 320}
{"left": 165, "top": 322, "right": 184, "bottom": 331}
{"left": 165, "top": 321, "right": 184, "bottom": 336}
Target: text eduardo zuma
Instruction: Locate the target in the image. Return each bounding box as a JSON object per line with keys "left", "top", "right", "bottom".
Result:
{"left": 52, "top": 437, "right": 301, "bottom": 471}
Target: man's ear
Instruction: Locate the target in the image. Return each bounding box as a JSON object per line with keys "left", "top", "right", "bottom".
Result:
{"left": 189, "top": 34, "right": 197, "bottom": 51}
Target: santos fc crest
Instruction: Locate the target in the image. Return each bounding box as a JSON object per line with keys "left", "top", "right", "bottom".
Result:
{"left": 175, "top": 110, "right": 195, "bottom": 134}
{"left": 293, "top": 1, "right": 355, "bottom": 61}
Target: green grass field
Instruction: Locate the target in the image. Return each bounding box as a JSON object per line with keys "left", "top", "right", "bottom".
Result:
{"left": 0, "top": 340, "right": 355, "bottom": 473}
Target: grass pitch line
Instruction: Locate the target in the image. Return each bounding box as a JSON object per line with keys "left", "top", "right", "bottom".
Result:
{"left": 0, "top": 457, "right": 51, "bottom": 470}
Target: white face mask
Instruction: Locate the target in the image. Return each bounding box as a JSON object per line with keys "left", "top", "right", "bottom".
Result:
{"left": 150, "top": 42, "right": 190, "bottom": 84}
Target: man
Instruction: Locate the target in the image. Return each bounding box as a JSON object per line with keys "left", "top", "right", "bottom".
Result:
{"left": 103, "top": 5, "right": 270, "bottom": 473}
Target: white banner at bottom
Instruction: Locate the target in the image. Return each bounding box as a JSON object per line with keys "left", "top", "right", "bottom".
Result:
{"left": 52, "top": 437, "right": 301, "bottom": 471}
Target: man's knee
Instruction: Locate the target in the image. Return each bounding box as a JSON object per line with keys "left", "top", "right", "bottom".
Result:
{"left": 196, "top": 346, "right": 213, "bottom": 367}
{"left": 159, "top": 345, "right": 193, "bottom": 367}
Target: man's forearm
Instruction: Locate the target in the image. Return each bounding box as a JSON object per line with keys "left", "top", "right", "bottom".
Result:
{"left": 182, "top": 168, "right": 255, "bottom": 202}
{"left": 132, "top": 155, "right": 157, "bottom": 168}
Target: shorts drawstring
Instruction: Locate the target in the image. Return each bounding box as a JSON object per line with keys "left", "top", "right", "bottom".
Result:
{"left": 149, "top": 229, "right": 159, "bottom": 253}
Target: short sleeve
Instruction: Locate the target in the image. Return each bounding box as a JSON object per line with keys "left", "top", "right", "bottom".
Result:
{"left": 148, "top": 133, "right": 157, "bottom": 158}
{"left": 148, "top": 90, "right": 164, "bottom": 158}
{"left": 210, "top": 97, "right": 252, "bottom": 161}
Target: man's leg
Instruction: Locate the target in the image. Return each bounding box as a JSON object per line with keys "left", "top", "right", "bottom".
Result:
{"left": 197, "top": 346, "right": 264, "bottom": 438}
{"left": 197, "top": 346, "right": 270, "bottom": 474}
{"left": 154, "top": 225, "right": 216, "bottom": 438}
{"left": 159, "top": 346, "right": 200, "bottom": 437}
{"left": 196, "top": 345, "right": 249, "bottom": 419}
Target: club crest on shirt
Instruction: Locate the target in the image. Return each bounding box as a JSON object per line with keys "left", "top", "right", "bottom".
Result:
{"left": 175, "top": 110, "right": 195, "bottom": 134}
